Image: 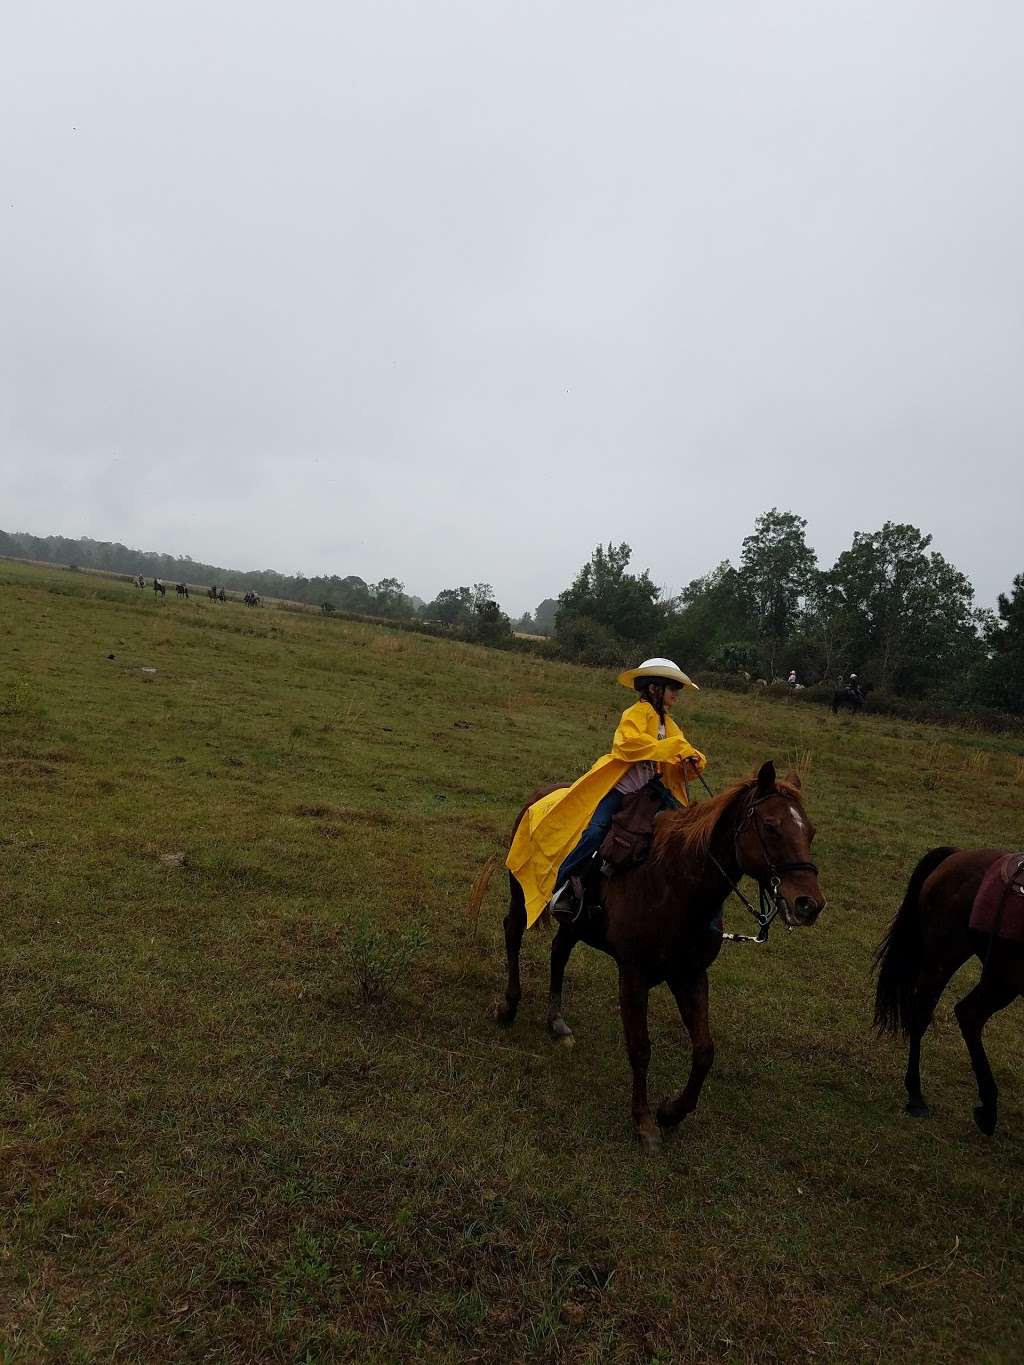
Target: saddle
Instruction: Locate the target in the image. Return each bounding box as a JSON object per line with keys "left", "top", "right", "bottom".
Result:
{"left": 969, "top": 854, "right": 1024, "bottom": 941}
{"left": 599, "top": 782, "right": 664, "bottom": 872}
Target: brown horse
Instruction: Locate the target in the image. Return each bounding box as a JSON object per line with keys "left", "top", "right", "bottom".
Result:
{"left": 492, "top": 761, "right": 826, "bottom": 1148}
{"left": 874, "top": 846, "right": 1024, "bottom": 1135}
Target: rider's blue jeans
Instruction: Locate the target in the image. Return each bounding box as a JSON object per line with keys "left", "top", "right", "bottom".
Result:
{"left": 553, "top": 779, "right": 681, "bottom": 892}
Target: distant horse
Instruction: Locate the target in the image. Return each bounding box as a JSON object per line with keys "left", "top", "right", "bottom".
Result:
{"left": 153, "top": 578, "right": 166, "bottom": 597}
{"left": 244, "top": 591, "right": 261, "bottom": 607}
{"left": 218, "top": 588, "right": 226, "bottom": 602}
{"left": 481, "top": 763, "right": 825, "bottom": 1148}
{"left": 832, "top": 685, "right": 867, "bottom": 715}
{"left": 133, "top": 574, "right": 145, "bottom": 590}
{"left": 874, "top": 847, "right": 1024, "bottom": 1135}
{"left": 176, "top": 583, "right": 189, "bottom": 598}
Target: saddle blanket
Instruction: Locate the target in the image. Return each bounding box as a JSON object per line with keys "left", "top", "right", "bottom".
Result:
{"left": 969, "top": 854, "right": 1024, "bottom": 941}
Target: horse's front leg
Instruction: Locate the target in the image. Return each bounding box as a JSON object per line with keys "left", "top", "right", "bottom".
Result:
{"left": 547, "top": 923, "right": 579, "bottom": 1042}
{"left": 656, "top": 971, "right": 714, "bottom": 1131}
{"left": 954, "top": 977, "right": 1017, "bottom": 1135}
{"left": 618, "top": 968, "right": 659, "bottom": 1150}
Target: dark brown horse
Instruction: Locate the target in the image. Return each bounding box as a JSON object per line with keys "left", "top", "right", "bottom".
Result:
{"left": 874, "top": 847, "right": 1024, "bottom": 1134}
{"left": 491, "top": 761, "right": 826, "bottom": 1149}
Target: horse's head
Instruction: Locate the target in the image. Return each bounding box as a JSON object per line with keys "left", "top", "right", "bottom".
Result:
{"left": 734, "top": 761, "right": 825, "bottom": 927}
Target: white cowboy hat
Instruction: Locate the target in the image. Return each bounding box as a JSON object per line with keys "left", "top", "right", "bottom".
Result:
{"left": 616, "top": 657, "right": 700, "bottom": 691}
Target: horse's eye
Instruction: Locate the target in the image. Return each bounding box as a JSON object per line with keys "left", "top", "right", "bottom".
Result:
{"left": 763, "top": 820, "right": 780, "bottom": 834}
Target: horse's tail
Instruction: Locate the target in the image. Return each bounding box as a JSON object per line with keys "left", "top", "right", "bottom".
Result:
{"left": 467, "top": 852, "right": 502, "bottom": 939}
{"left": 873, "top": 847, "right": 957, "bottom": 1035}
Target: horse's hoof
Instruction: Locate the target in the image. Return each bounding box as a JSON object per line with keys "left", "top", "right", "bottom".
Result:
{"left": 636, "top": 1129, "right": 662, "bottom": 1154}
{"left": 548, "top": 1017, "right": 574, "bottom": 1041}
{"left": 905, "top": 1100, "right": 931, "bottom": 1119}
{"left": 656, "top": 1101, "right": 682, "bottom": 1131}
{"left": 493, "top": 1001, "right": 518, "bottom": 1027}
{"left": 973, "top": 1104, "right": 997, "bottom": 1136}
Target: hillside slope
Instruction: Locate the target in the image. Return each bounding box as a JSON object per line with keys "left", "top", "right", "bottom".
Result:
{"left": 2, "top": 558, "right": 1023, "bottom": 1363}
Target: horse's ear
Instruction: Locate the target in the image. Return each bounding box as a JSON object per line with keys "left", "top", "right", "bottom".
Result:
{"left": 784, "top": 769, "right": 802, "bottom": 790}
{"left": 756, "top": 760, "right": 776, "bottom": 794}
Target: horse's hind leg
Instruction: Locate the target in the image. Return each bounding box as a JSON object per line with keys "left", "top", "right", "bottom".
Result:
{"left": 657, "top": 971, "right": 714, "bottom": 1131}
{"left": 904, "top": 951, "right": 969, "bottom": 1117}
{"left": 954, "top": 976, "right": 1018, "bottom": 1135}
{"left": 547, "top": 924, "right": 579, "bottom": 1042}
{"left": 495, "top": 875, "right": 526, "bottom": 1026}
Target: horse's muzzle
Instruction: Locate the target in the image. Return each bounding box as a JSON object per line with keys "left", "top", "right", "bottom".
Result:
{"left": 779, "top": 891, "right": 826, "bottom": 927}
{"left": 791, "top": 895, "right": 825, "bottom": 926}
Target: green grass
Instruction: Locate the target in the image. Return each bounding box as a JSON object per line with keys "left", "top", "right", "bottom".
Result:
{"left": 2, "top": 557, "right": 1023, "bottom": 1363}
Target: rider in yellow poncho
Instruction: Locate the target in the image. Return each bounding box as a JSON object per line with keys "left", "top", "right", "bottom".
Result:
{"left": 507, "top": 658, "right": 707, "bottom": 926}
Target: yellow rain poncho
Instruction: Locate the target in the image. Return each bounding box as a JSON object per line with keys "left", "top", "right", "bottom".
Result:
{"left": 506, "top": 701, "right": 706, "bottom": 926}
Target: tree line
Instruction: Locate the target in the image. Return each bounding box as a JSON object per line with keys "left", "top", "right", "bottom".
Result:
{"left": 539, "top": 511, "right": 1022, "bottom": 716}
{"left": 3, "top": 517, "right": 1021, "bottom": 715}
{"left": 0, "top": 528, "right": 513, "bottom": 646}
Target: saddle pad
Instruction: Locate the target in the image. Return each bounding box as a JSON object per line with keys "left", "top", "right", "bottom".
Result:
{"left": 969, "top": 854, "right": 1024, "bottom": 941}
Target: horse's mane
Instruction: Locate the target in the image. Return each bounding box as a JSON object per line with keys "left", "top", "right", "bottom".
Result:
{"left": 653, "top": 773, "right": 801, "bottom": 861}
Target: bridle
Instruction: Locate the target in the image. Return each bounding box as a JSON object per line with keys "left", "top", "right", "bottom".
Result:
{"left": 697, "top": 775, "right": 820, "bottom": 944}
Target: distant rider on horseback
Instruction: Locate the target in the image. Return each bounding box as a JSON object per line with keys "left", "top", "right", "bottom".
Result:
{"left": 506, "top": 658, "right": 707, "bottom": 926}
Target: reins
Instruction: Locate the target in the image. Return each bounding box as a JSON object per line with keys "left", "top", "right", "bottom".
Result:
{"left": 693, "top": 771, "right": 819, "bottom": 945}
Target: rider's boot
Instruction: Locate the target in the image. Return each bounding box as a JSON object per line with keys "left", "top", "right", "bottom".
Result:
{"left": 549, "top": 877, "right": 584, "bottom": 925}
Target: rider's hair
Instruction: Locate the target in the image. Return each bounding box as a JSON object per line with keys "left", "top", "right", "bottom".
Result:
{"left": 634, "top": 676, "right": 672, "bottom": 721}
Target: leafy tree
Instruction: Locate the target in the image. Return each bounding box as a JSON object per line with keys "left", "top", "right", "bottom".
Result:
{"left": 556, "top": 543, "right": 664, "bottom": 652}
{"left": 472, "top": 596, "right": 512, "bottom": 645}
{"left": 516, "top": 610, "right": 535, "bottom": 632}
{"left": 738, "top": 509, "right": 816, "bottom": 674}
{"left": 657, "top": 561, "right": 757, "bottom": 673}
{"left": 370, "top": 577, "right": 409, "bottom": 618}
{"left": 532, "top": 598, "right": 558, "bottom": 635}
{"left": 974, "top": 573, "right": 1024, "bottom": 712}
{"left": 425, "top": 586, "right": 474, "bottom": 627}
{"left": 800, "top": 570, "right": 859, "bottom": 681}
{"left": 337, "top": 576, "right": 371, "bottom": 612}
{"left": 823, "top": 522, "right": 982, "bottom": 694}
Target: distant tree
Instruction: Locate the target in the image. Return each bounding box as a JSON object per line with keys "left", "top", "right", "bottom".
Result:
{"left": 426, "top": 586, "right": 474, "bottom": 627}
{"left": 738, "top": 509, "right": 817, "bottom": 676}
{"left": 557, "top": 543, "right": 664, "bottom": 653}
{"left": 532, "top": 598, "right": 558, "bottom": 635}
{"left": 657, "top": 561, "right": 756, "bottom": 673}
{"left": 370, "top": 577, "right": 409, "bottom": 618}
{"left": 516, "top": 610, "right": 535, "bottom": 632}
{"left": 823, "top": 522, "right": 983, "bottom": 694}
{"left": 472, "top": 597, "right": 512, "bottom": 645}
{"left": 974, "top": 573, "right": 1024, "bottom": 712}
{"left": 337, "top": 576, "right": 372, "bottom": 612}
{"left": 801, "top": 570, "right": 857, "bottom": 681}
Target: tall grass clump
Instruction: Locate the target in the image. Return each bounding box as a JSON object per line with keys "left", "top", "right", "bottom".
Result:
{"left": 340, "top": 912, "right": 428, "bottom": 1007}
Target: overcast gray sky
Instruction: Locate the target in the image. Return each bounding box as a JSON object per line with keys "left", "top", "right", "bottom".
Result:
{"left": 3, "top": 1, "right": 1022, "bottom": 614}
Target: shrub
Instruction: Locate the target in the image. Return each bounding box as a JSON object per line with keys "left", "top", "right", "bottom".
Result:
{"left": 341, "top": 913, "right": 428, "bottom": 1007}
{"left": 555, "top": 612, "right": 632, "bottom": 667}
{"left": 691, "top": 670, "right": 750, "bottom": 694}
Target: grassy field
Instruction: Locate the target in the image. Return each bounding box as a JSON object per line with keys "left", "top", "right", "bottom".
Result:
{"left": 2, "top": 558, "right": 1023, "bottom": 1364}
